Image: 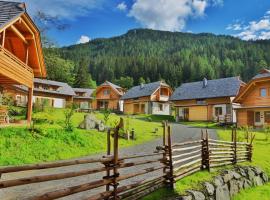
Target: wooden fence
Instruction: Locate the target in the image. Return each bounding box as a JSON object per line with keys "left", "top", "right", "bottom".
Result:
{"left": 0, "top": 119, "right": 254, "bottom": 200}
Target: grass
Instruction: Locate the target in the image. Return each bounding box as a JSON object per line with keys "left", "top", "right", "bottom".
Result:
{"left": 144, "top": 127, "right": 270, "bottom": 200}
{"left": 0, "top": 108, "right": 164, "bottom": 166}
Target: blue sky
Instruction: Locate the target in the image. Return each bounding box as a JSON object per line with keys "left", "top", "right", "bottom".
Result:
{"left": 19, "top": 0, "right": 270, "bottom": 46}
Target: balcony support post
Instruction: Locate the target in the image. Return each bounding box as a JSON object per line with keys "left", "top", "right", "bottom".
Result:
{"left": 27, "top": 86, "right": 33, "bottom": 124}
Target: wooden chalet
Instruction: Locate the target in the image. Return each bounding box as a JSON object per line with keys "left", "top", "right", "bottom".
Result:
{"left": 234, "top": 69, "right": 270, "bottom": 127}
{"left": 73, "top": 88, "right": 94, "bottom": 110}
{"left": 8, "top": 79, "right": 75, "bottom": 108}
{"left": 92, "top": 81, "right": 125, "bottom": 111}
{"left": 0, "top": 1, "right": 46, "bottom": 123}
{"left": 170, "top": 77, "right": 244, "bottom": 123}
{"left": 121, "top": 81, "right": 172, "bottom": 115}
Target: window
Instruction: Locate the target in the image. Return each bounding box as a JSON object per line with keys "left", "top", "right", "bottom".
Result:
{"left": 103, "top": 89, "right": 110, "bottom": 95}
{"left": 215, "top": 107, "right": 222, "bottom": 116}
{"left": 159, "top": 104, "right": 164, "bottom": 111}
{"left": 260, "top": 88, "right": 267, "bottom": 97}
{"left": 196, "top": 99, "right": 206, "bottom": 105}
{"left": 265, "top": 111, "right": 270, "bottom": 123}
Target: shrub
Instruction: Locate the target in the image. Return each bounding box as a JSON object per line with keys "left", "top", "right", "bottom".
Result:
{"left": 102, "top": 109, "right": 111, "bottom": 125}
{"left": 63, "top": 105, "right": 76, "bottom": 132}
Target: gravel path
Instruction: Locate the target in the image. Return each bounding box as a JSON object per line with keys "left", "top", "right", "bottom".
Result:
{"left": 0, "top": 123, "right": 217, "bottom": 200}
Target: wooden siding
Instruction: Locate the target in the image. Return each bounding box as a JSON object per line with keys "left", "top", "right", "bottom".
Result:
{"left": 173, "top": 97, "right": 231, "bottom": 107}
{"left": 189, "top": 106, "right": 208, "bottom": 121}
{"left": 238, "top": 82, "right": 270, "bottom": 107}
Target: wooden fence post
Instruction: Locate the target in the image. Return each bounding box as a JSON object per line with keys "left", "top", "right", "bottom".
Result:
{"left": 233, "top": 128, "right": 237, "bottom": 165}
{"left": 105, "top": 128, "right": 111, "bottom": 192}
{"left": 111, "top": 118, "right": 124, "bottom": 200}
{"left": 201, "top": 130, "right": 210, "bottom": 171}
{"left": 167, "top": 125, "right": 174, "bottom": 189}
{"left": 248, "top": 133, "right": 255, "bottom": 162}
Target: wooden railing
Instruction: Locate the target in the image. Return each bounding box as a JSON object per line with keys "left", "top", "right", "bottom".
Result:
{"left": 0, "top": 120, "right": 254, "bottom": 200}
{"left": 0, "top": 45, "right": 33, "bottom": 74}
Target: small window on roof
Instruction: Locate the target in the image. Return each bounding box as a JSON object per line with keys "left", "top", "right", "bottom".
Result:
{"left": 260, "top": 88, "right": 267, "bottom": 97}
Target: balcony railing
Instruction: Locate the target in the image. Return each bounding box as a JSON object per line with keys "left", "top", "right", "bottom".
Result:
{"left": 0, "top": 45, "right": 33, "bottom": 74}
{"left": 159, "top": 95, "right": 169, "bottom": 101}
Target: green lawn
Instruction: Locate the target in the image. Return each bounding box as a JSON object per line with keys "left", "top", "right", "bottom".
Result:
{"left": 144, "top": 127, "right": 270, "bottom": 200}
{"left": 0, "top": 108, "right": 163, "bottom": 166}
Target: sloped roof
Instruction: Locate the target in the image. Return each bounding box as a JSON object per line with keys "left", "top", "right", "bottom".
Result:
{"left": 101, "top": 81, "right": 122, "bottom": 89}
{"left": 100, "top": 81, "right": 124, "bottom": 95}
{"left": 73, "top": 88, "right": 94, "bottom": 99}
{"left": 121, "top": 81, "right": 169, "bottom": 100}
{"left": 0, "top": 1, "right": 25, "bottom": 29}
{"left": 252, "top": 72, "right": 270, "bottom": 80}
{"left": 170, "top": 77, "right": 242, "bottom": 101}
{"left": 34, "top": 78, "right": 75, "bottom": 96}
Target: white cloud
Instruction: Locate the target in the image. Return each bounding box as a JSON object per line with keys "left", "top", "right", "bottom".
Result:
{"left": 77, "top": 35, "right": 91, "bottom": 44}
{"left": 228, "top": 10, "right": 270, "bottom": 40}
{"left": 211, "top": 0, "right": 223, "bottom": 7}
{"left": 117, "top": 2, "right": 127, "bottom": 11}
{"left": 20, "top": 0, "right": 104, "bottom": 19}
{"left": 226, "top": 23, "right": 242, "bottom": 31}
{"left": 128, "top": 0, "right": 219, "bottom": 32}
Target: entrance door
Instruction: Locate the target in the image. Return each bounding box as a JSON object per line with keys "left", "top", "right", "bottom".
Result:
{"left": 254, "top": 111, "right": 264, "bottom": 126}
{"left": 183, "top": 108, "right": 189, "bottom": 121}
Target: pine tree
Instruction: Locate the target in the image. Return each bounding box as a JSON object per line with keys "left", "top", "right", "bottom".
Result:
{"left": 74, "top": 58, "right": 96, "bottom": 88}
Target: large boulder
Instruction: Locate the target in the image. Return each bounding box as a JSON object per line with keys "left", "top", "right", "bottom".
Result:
{"left": 79, "top": 114, "right": 106, "bottom": 131}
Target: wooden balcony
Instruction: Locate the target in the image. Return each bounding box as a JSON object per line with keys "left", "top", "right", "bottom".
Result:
{"left": 159, "top": 95, "right": 169, "bottom": 102}
{"left": 0, "top": 45, "right": 33, "bottom": 88}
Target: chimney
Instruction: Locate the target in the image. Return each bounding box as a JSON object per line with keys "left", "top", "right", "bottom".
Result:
{"left": 202, "top": 78, "right": 208, "bottom": 88}
{"left": 140, "top": 83, "right": 144, "bottom": 89}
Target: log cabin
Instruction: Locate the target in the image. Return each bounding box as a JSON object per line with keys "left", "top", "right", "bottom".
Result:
{"left": 121, "top": 81, "right": 173, "bottom": 115}
{"left": 170, "top": 77, "right": 244, "bottom": 123}
{"left": 7, "top": 78, "right": 75, "bottom": 108}
{"left": 92, "top": 81, "right": 125, "bottom": 111}
{"left": 73, "top": 88, "right": 94, "bottom": 110}
{"left": 0, "top": 1, "right": 46, "bottom": 123}
{"left": 234, "top": 69, "right": 270, "bottom": 127}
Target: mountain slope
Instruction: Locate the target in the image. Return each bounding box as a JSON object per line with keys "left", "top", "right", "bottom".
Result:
{"left": 55, "top": 29, "right": 270, "bottom": 87}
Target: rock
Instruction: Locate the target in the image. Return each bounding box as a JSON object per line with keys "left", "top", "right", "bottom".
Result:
{"left": 238, "top": 167, "right": 247, "bottom": 177}
{"left": 186, "top": 190, "right": 205, "bottom": 200}
{"left": 243, "top": 179, "right": 252, "bottom": 189}
{"left": 247, "top": 167, "right": 256, "bottom": 180}
{"left": 98, "top": 121, "right": 105, "bottom": 132}
{"left": 179, "top": 195, "right": 193, "bottom": 200}
{"left": 253, "top": 167, "right": 263, "bottom": 175}
{"left": 253, "top": 176, "right": 264, "bottom": 186}
{"left": 216, "top": 184, "right": 230, "bottom": 200}
{"left": 231, "top": 171, "right": 241, "bottom": 179}
{"left": 237, "top": 178, "right": 244, "bottom": 190}
{"left": 229, "top": 180, "right": 239, "bottom": 197}
{"left": 203, "top": 182, "right": 215, "bottom": 195}
{"left": 223, "top": 172, "right": 233, "bottom": 183}
{"left": 213, "top": 176, "right": 224, "bottom": 187}
{"left": 261, "top": 172, "right": 269, "bottom": 183}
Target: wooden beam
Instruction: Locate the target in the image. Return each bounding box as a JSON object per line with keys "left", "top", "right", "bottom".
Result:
{"left": 10, "top": 25, "right": 28, "bottom": 45}
{"left": 2, "top": 30, "right": 5, "bottom": 47}
{"left": 25, "top": 43, "right": 29, "bottom": 65}
{"left": 27, "top": 87, "right": 33, "bottom": 124}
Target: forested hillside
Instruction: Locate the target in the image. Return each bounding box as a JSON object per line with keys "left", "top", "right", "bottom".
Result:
{"left": 46, "top": 29, "right": 270, "bottom": 88}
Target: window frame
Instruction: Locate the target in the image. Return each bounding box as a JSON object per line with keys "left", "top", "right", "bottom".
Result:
{"left": 260, "top": 88, "right": 267, "bottom": 97}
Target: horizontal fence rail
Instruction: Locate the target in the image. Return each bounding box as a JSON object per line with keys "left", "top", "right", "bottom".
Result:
{"left": 0, "top": 121, "right": 254, "bottom": 200}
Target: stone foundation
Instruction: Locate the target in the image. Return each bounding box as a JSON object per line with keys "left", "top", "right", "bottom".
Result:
{"left": 176, "top": 166, "right": 268, "bottom": 200}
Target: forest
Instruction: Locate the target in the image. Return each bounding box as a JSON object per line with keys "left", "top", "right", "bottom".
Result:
{"left": 44, "top": 28, "right": 270, "bottom": 89}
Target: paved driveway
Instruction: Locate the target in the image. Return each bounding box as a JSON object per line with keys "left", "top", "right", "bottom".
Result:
{"left": 0, "top": 124, "right": 217, "bottom": 200}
